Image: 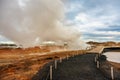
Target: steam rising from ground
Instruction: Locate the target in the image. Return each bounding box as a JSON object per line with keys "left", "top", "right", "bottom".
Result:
{"left": 0, "top": 0, "right": 85, "bottom": 49}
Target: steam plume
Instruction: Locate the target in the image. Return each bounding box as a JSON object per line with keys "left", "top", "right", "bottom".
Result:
{"left": 0, "top": 0, "right": 85, "bottom": 49}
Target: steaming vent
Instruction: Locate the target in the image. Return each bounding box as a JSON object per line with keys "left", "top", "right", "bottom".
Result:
{"left": 0, "top": 0, "right": 87, "bottom": 49}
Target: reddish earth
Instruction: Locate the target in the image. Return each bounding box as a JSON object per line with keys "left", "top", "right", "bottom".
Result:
{"left": 0, "top": 46, "right": 85, "bottom": 80}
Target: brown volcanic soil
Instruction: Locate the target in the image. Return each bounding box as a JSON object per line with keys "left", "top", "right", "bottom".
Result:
{"left": 0, "top": 46, "right": 84, "bottom": 80}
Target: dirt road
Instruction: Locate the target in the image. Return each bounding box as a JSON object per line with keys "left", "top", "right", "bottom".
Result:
{"left": 52, "top": 54, "right": 108, "bottom": 80}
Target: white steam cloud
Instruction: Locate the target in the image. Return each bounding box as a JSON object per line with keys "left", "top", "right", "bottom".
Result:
{"left": 0, "top": 0, "right": 85, "bottom": 49}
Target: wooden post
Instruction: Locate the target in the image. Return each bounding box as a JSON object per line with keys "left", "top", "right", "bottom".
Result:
{"left": 111, "top": 67, "right": 114, "bottom": 80}
{"left": 50, "top": 65, "right": 52, "bottom": 80}
{"left": 60, "top": 57, "right": 62, "bottom": 63}
{"left": 97, "top": 61, "right": 99, "bottom": 68}
{"left": 55, "top": 60, "right": 57, "bottom": 69}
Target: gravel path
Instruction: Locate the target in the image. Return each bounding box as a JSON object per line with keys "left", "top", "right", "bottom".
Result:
{"left": 52, "top": 54, "right": 108, "bottom": 80}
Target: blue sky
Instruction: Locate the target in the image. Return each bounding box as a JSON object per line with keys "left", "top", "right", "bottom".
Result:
{"left": 64, "top": 0, "right": 120, "bottom": 42}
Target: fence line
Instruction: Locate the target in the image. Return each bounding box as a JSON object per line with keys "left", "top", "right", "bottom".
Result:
{"left": 46, "top": 52, "right": 117, "bottom": 80}
{"left": 47, "top": 53, "right": 76, "bottom": 80}
{"left": 96, "top": 55, "right": 118, "bottom": 80}
{"left": 35, "top": 51, "right": 86, "bottom": 80}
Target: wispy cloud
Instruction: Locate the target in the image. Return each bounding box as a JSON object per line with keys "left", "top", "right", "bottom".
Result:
{"left": 64, "top": 0, "right": 120, "bottom": 42}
